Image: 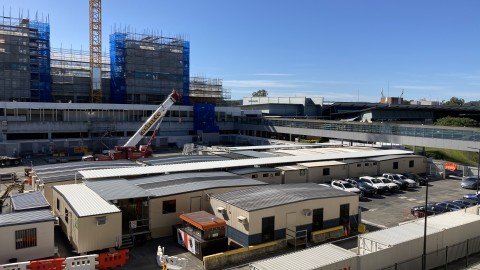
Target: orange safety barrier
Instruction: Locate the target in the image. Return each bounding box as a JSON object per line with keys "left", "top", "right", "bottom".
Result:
{"left": 28, "top": 258, "right": 65, "bottom": 270}
{"left": 445, "top": 163, "right": 457, "bottom": 171}
{"left": 96, "top": 249, "right": 129, "bottom": 270}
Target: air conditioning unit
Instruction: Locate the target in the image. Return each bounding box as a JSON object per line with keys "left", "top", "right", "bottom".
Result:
{"left": 238, "top": 216, "right": 247, "bottom": 224}
{"left": 216, "top": 206, "right": 226, "bottom": 213}
{"left": 302, "top": 209, "right": 312, "bottom": 216}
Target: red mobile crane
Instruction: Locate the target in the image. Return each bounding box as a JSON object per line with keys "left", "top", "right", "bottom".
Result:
{"left": 83, "top": 90, "right": 181, "bottom": 161}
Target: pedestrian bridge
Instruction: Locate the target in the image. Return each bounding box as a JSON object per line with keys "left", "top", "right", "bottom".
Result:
{"left": 236, "top": 118, "right": 480, "bottom": 152}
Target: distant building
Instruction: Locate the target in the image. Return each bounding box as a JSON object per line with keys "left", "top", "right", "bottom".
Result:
{"left": 410, "top": 99, "right": 441, "bottom": 106}
{"left": 379, "top": 96, "right": 403, "bottom": 105}
{"left": 242, "top": 96, "right": 324, "bottom": 117}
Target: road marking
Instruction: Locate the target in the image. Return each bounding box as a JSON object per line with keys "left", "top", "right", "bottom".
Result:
{"left": 368, "top": 208, "right": 377, "bottom": 212}
{"left": 362, "top": 219, "right": 388, "bottom": 229}
{"left": 398, "top": 196, "right": 408, "bottom": 199}
{"left": 407, "top": 198, "right": 417, "bottom": 201}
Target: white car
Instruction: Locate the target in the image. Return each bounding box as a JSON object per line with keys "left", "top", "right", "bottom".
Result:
{"left": 376, "top": 176, "right": 399, "bottom": 192}
{"left": 331, "top": 180, "right": 362, "bottom": 197}
{"left": 396, "top": 174, "right": 418, "bottom": 188}
{"left": 359, "top": 176, "right": 389, "bottom": 194}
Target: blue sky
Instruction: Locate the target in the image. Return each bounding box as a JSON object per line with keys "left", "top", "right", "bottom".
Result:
{"left": 3, "top": 0, "right": 480, "bottom": 102}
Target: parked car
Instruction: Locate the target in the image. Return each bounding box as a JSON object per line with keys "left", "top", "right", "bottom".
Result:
{"left": 463, "top": 193, "right": 480, "bottom": 202}
{"left": 382, "top": 173, "right": 409, "bottom": 190}
{"left": 359, "top": 176, "right": 389, "bottom": 194}
{"left": 396, "top": 174, "right": 418, "bottom": 188}
{"left": 345, "top": 178, "right": 376, "bottom": 197}
{"left": 461, "top": 176, "right": 480, "bottom": 190}
{"left": 450, "top": 199, "right": 479, "bottom": 207}
{"left": 411, "top": 203, "right": 452, "bottom": 217}
{"left": 376, "top": 176, "right": 399, "bottom": 192}
{"left": 445, "top": 169, "right": 464, "bottom": 179}
{"left": 331, "top": 180, "right": 362, "bottom": 197}
{"left": 404, "top": 173, "right": 427, "bottom": 186}
{"left": 435, "top": 202, "right": 465, "bottom": 211}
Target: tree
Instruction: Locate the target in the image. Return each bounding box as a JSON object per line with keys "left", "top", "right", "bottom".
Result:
{"left": 435, "top": 116, "right": 478, "bottom": 127}
{"left": 443, "top": 97, "right": 465, "bottom": 106}
{"left": 465, "top": 100, "right": 480, "bottom": 107}
{"left": 252, "top": 89, "right": 268, "bottom": 97}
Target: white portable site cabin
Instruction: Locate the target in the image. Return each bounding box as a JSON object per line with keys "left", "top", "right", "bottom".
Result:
{"left": 297, "top": 160, "right": 347, "bottom": 183}
{"left": 52, "top": 184, "right": 122, "bottom": 254}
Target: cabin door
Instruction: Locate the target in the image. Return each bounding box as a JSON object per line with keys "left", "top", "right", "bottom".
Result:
{"left": 190, "top": 196, "right": 201, "bottom": 212}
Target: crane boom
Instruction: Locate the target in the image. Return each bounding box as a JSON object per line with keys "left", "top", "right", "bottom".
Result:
{"left": 89, "top": 0, "right": 102, "bottom": 103}
{"left": 123, "top": 90, "right": 181, "bottom": 147}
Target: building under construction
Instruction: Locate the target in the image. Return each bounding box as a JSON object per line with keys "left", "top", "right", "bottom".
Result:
{"left": 0, "top": 14, "right": 229, "bottom": 105}
{"left": 0, "top": 15, "right": 51, "bottom": 102}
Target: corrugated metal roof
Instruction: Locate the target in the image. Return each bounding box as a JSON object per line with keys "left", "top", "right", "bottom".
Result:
{"left": 229, "top": 167, "right": 281, "bottom": 175}
{"left": 129, "top": 172, "right": 267, "bottom": 197}
{"left": 141, "top": 155, "right": 229, "bottom": 166}
{"left": 275, "top": 165, "right": 305, "bottom": 171}
{"left": 210, "top": 184, "right": 355, "bottom": 211}
{"left": 251, "top": 243, "right": 356, "bottom": 270}
{"left": 297, "top": 160, "right": 346, "bottom": 167}
{"left": 85, "top": 180, "right": 151, "bottom": 201}
{"left": 0, "top": 209, "right": 55, "bottom": 228}
{"left": 53, "top": 184, "right": 120, "bottom": 217}
{"left": 359, "top": 222, "right": 442, "bottom": 247}
{"left": 34, "top": 160, "right": 140, "bottom": 183}
{"left": 414, "top": 211, "right": 480, "bottom": 230}
{"left": 367, "top": 154, "right": 424, "bottom": 162}
{"left": 233, "top": 151, "right": 277, "bottom": 158}
{"left": 79, "top": 150, "right": 412, "bottom": 180}
{"left": 11, "top": 192, "right": 49, "bottom": 211}
{"left": 225, "top": 143, "right": 339, "bottom": 151}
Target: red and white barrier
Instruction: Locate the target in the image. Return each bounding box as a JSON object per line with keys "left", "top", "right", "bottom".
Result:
{"left": 0, "top": 261, "right": 29, "bottom": 270}
{"left": 63, "top": 255, "right": 98, "bottom": 270}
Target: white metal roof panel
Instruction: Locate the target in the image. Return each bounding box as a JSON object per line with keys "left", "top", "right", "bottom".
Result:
{"left": 225, "top": 144, "right": 331, "bottom": 151}
{"left": 53, "top": 184, "right": 120, "bottom": 217}
{"left": 234, "top": 150, "right": 277, "bottom": 158}
{"left": 229, "top": 167, "right": 281, "bottom": 175}
{"left": 79, "top": 150, "right": 411, "bottom": 180}
{"left": 85, "top": 180, "right": 152, "bottom": 201}
{"left": 297, "top": 160, "right": 346, "bottom": 167}
{"left": 0, "top": 210, "right": 55, "bottom": 227}
{"left": 359, "top": 222, "right": 442, "bottom": 247}
{"left": 275, "top": 165, "right": 305, "bottom": 171}
{"left": 251, "top": 243, "right": 356, "bottom": 270}
{"left": 211, "top": 184, "right": 355, "bottom": 211}
{"left": 413, "top": 211, "right": 480, "bottom": 230}
{"left": 11, "top": 192, "right": 50, "bottom": 211}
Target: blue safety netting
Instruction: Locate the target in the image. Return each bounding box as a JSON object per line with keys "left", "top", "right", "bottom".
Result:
{"left": 193, "top": 103, "right": 219, "bottom": 133}
{"left": 182, "top": 41, "right": 190, "bottom": 105}
{"left": 110, "top": 33, "right": 127, "bottom": 104}
{"left": 29, "top": 21, "right": 51, "bottom": 102}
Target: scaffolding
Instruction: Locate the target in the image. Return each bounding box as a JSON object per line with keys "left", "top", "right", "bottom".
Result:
{"left": 50, "top": 47, "right": 109, "bottom": 103}
{"left": 110, "top": 30, "right": 188, "bottom": 105}
{"left": 0, "top": 14, "right": 51, "bottom": 102}
{"left": 189, "top": 75, "right": 230, "bottom": 104}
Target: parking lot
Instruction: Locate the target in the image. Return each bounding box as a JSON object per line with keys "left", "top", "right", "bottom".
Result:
{"left": 360, "top": 177, "right": 474, "bottom": 228}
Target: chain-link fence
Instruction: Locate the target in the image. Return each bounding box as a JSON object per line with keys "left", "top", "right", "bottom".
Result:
{"left": 381, "top": 235, "right": 480, "bottom": 269}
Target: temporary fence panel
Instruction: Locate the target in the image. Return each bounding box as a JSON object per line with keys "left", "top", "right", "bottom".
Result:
{"left": 0, "top": 261, "right": 29, "bottom": 270}
{"left": 28, "top": 258, "right": 65, "bottom": 270}
{"left": 96, "top": 249, "right": 128, "bottom": 270}
{"left": 63, "top": 255, "right": 98, "bottom": 270}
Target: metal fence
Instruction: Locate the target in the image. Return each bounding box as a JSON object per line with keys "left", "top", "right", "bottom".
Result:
{"left": 382, "top": 235, "right": 480, "bottom": 270}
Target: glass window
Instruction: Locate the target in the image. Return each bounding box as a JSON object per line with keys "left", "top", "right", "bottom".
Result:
{"left": 323, "top": 168, "right": 330, "bottom": 176}
{"left": 15, "top": 228, "right": 37, "bottom": 249}
{"left": 356, "top": 164, "right": 361, "bottom": 168}
{"left": 65, "top": 208, "right": 69, "bottom": 223}
{"left": 163, "top": 200, "right": 176, "bottom": 214}
{"left": 56, "top": 198, "right": 60, "bottom": 211}
{"left": 274, "top": 172, "right": 281, "bottom": 176}
{"left": 409, "top": 160, "right": 414, "bottom": 168}
{"left": 393, "top": 162, "right": 399, "bottom": 170}
{"left": 299, "top": 170, "right": 306, "bottom": 176}
{"left": 263, "top": 173, "right": 269, "bottom": 177}
{"left": 252, "top": 174, "right": 258, "bottom": 179}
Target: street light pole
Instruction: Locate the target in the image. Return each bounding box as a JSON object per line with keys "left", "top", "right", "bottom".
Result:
{"left": 422, "top": 176, "right": 429, "bottom": 270}
{"left": 468, "top": 147, "right": 480, "bottom": 194}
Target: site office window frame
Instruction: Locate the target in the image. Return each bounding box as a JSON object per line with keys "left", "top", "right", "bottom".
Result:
{"left": 163, "top": 199, "right": 177, "bottom": 214}
{"left": 15, "top": 228, "right": 37, "bottom": 249}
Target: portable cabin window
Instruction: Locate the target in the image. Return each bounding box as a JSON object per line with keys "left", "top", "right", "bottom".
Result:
{"left": 356, "top": 164, "right": 361, "bottom": 168}
{"left": 163, "top": 200, "right": 176, "bottom": 214}
{"left": 263, "top": 173, "right": 269, "bottom": 177}
{"left": 15, "top": 228, "right": 37, "bottom": 249}
{"left": 373, "top": 162, "right": 377, "bottom": 165}
{"left": 65, "top": 208, "right": 69, "bottom": 223}
{"left": 339, "top": 204, "right": 350, "bottom": 225}
{"left": 323, "top": 168, "right": 330, "bottom": 176}
{"left": 56, "top": 198, "right": 60, "bottom": 211}
{"left": 252, "top": 174, "right": 258, "bottom": 179}
{"left": 364, "top": 163, "right": 369, "bottom": 166}
{"left": 299, "top": 169, "right": 306, "bottom": 176}
{"left": 393, "top": 162, "right": 399, "bottom": 170}
{"left": 274, "top": 172, "right": 281, "bottom": 176}
{"left": 409, "top": 160, "right": 414, "bottom": 168}
{"left": 312, "top": 208, "right": 324, "bottom": 231}
{"left": 96, "top": 216, "right": 107, "bottom": 225}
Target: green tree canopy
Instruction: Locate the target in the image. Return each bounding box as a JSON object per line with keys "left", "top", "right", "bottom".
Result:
{"left": 443, "top": 97, "right": 465, "bottom": 106}
{"left": 435, "top": 116, "right": 478, "bottom": 127}
{"left": 252, "top": 89, "right": 268, "bottom": 97}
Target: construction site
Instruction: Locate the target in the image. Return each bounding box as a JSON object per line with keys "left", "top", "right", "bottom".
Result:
{"left": 0, "top": 12, "right": 228, "bottom": 105}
